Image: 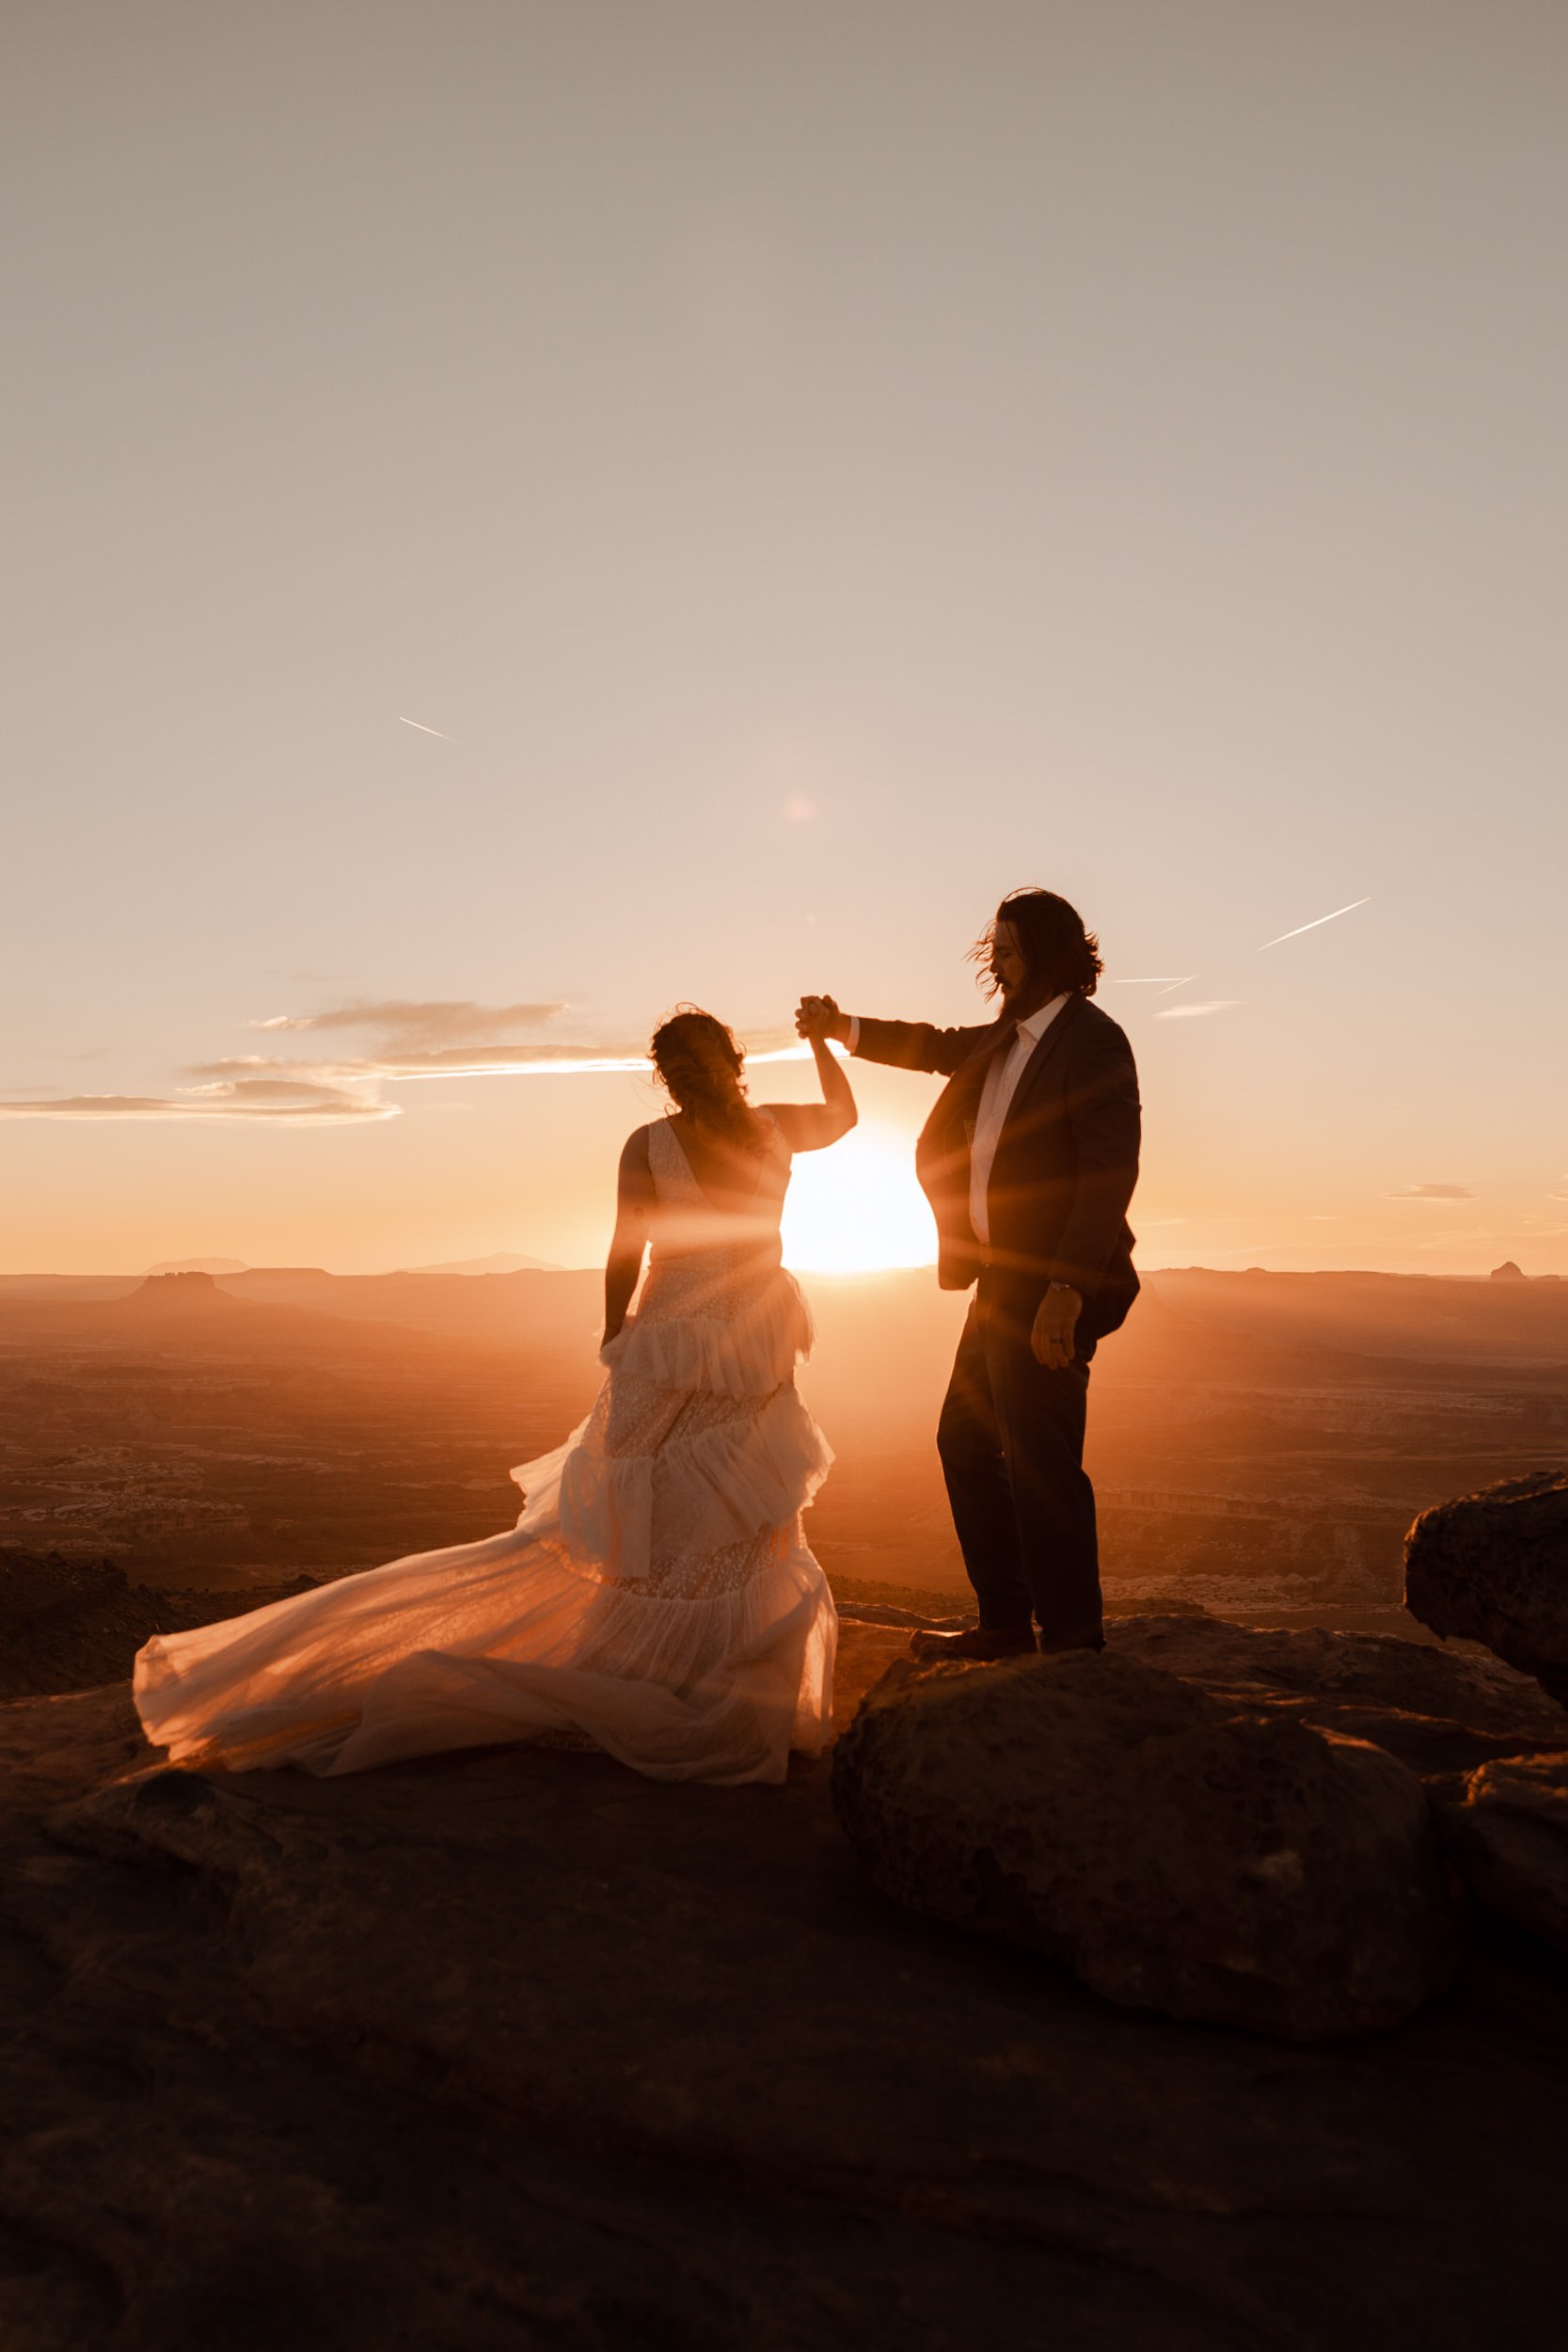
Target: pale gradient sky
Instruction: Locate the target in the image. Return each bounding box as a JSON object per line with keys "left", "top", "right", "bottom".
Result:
{"left": 3, "top": 0, "right": 1564, "bottom": 1274}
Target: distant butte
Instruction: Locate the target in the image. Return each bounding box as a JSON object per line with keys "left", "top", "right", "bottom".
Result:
{"left": 142, "top": 1257, "right": 249, "bottom": 1276}
{"left": 122, "top": 1271, "right": 238, "bottom": 1309}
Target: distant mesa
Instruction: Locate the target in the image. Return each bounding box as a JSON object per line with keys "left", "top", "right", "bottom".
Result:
{"left": 225, "top": 1267, "right": 333, "bottom": 1286}
{"left": 408, "top": 1253, "right": 562, "bottom": 1276}
{"left": 143, "top": 1257, "right": 249, "bottom": 1276}
{"left": 122, "top": 1271, "right": 241, "bottom": 1312}
{"left": 1490, "top": 1262, "right": 1527, "bottom": 1282}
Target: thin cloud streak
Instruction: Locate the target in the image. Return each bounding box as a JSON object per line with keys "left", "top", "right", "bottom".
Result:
{"left": 398, "top": 716, "right": 451, "bottom": 739}
{"left": 2, "top": 986, "right": 826, "bottom": 1122}
{"left": 0, "top": 1041, "right": 819, "bottom": 1122}
{"left": 254, "top": 1000, "right": 566, "bottom": 1041}
{"left": 1384, "top": 1182, "right": 1476, "bottom": 1201}
{"left": 234, "top": 1001, "right": 811, "bottom": 1085}
{"left": 0, "top": 1087, "right": 393, "bottom": 1123}
{"left": 1156, "top": 1000, "right": 1242, "bottom": 1020}
{"left": 1258, "top": 898, "right": 1371, "bottom": 950}
{"left": 388, "top": 1041, "right": 816, "bottom": 1082}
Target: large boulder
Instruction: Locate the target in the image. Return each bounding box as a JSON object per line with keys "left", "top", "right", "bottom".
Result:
{"left": 831, "top": 1649, "right": 1454, "bottom": 2040}
{"left": 1404, "top": 1471, "right": 1568, "bottom": 1706}
{"left": 1435, "top": 1750, "right": 1568, "bottom": 1954}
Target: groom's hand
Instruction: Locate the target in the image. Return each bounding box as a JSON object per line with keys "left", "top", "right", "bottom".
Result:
{"left": 796, "top": 994, "right": 847, "bottom": 1045}
{"left": 1031, "top": 1285, "right": 1083, "bottom": 1369}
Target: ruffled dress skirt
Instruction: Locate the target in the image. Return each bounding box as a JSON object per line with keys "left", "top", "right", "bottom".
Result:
{"left": 133, "top": 1243, "right": 837, "bottom": 1786}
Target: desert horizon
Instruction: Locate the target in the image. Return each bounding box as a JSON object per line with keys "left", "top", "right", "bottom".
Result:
{"left": 6, "top": 1253, "right": 1567, "bottom": 1282}
{"left": 7, "top": 1256, "right": 1563, "bottom": 1650}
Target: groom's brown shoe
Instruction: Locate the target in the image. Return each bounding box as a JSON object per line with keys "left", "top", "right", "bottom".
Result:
{"left": 908, "top": 1625, "right": 1037, "bottom": 1662}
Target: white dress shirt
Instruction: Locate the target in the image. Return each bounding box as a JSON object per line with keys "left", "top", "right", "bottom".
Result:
{"left": 966, "top": 996, "right": 1068, "bottom": 1246}
{"left": 847, "top": 996, "right": 1068, "bottom": 1248}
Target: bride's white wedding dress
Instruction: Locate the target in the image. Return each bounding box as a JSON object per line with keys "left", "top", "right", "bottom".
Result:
{"left": 134, "top": 1114, "right": 837, "bottom": 1784}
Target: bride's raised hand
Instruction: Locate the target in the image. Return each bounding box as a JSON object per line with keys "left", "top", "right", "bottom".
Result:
{"left": 776, "top": 996, "right": 857, "bottom": 1148}
{"left": 795, "top": 993, "right": 846, "bottom": 1044}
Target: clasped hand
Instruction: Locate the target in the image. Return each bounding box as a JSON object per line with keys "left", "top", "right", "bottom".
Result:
{"left": 795, "top": 993, "right": 846, "bottom": 1045}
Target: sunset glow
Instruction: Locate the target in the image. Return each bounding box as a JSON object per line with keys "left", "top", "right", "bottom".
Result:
{"left": 1, "top": 0, "right": 1562, "bottom": 1288}
{"left": 782, "top": 1123, "right": 938, "bottom": 1274}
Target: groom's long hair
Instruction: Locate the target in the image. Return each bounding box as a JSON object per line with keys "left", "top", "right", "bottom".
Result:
{"left": 649, "top": 1009, "right": 766, "bottom": 1153}
{"left": 973, "top": 888, "right": 1103, "bottom": 1001}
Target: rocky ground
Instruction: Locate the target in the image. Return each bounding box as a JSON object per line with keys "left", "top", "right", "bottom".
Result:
{"left": 3, "top": 1542, "right": 1567, "bottom": 2349}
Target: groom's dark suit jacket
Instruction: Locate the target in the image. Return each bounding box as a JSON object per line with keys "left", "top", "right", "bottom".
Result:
{"left": 854, "top": 995, "right": 1142, "bottom": 1346}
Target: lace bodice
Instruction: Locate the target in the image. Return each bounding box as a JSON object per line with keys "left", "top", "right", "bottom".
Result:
{"left": 644, "top": 1112, "right": 792, "bottom": 1270}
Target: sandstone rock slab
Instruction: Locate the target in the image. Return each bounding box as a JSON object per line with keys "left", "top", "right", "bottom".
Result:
{"left": 1108, "top": 1612, "right": 1567, "bottom": 1777}
{"left": 832, "top": 1648, "right": 1454, "bottom": 2039}
{"left": 1405, "top": 1471, "right": 1568, "bottom": 1705}
{"left": 1437, "top": 1749, "right": 1568, "bottom": 1954}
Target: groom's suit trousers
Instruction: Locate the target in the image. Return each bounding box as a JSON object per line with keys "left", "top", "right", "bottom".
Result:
{"left": 936, "top": 1276, "right": 1101, "bottom": 1644}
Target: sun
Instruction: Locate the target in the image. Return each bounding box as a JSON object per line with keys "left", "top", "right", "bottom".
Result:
{"left": 781, "top": 1121, "right": 937, "bottom": 1275}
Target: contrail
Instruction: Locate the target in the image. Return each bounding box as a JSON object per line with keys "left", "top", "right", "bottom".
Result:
{"left": 398, "top": 716, "right": 451, "bottom": 739}
{"left": 1258, "top": 897, "right": 1370, "bottom": 951}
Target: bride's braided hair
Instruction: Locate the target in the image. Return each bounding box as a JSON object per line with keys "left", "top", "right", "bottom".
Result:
{"left": 649, "top": 1009, "right": 764, "bottom": 1154}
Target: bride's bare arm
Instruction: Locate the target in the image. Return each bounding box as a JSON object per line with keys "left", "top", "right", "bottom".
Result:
{"left": 603, "top": 1127, "right": 655, "bottom": 1344}
{"left": 763, "top": 1027, "right": 858, "bottom": 1153}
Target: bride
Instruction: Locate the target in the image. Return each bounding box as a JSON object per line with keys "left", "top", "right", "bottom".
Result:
{"left": 134, "top": 1003, "right": 855, "bottom": 1786}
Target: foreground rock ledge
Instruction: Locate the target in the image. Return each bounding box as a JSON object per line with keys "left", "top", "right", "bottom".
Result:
{"left": 2, "top": 1623, "right": 1565, "bottom": 2349}
{"left": 832, "top": 1648, "right": 1455, "bottom": 2039}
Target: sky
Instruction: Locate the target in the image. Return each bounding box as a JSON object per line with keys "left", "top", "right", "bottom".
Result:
{"left": 3, "top": 0, "right": 1565, "bottom": 1276}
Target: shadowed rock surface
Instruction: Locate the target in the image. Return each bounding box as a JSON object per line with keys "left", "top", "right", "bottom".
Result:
{"left": 0, "top": 1552, "right": 317, "bottom": 1702}
{"left": 1436, "top": 1750, "right": 1568, "bottom": 1955}
{"left": 0, "top": 1612, "right": 1564, "bottom": 2346}
{"left": 831, "top": 1648, "right": 1454, "bottom": 2040}
{"left": 1404, "top": 1471, "right": 1568, "bottom": 1705}
{"left": 1108, "top": 1612, "right": 1566, "bottom": 1776}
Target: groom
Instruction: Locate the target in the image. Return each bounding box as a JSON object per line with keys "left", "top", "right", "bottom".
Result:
{"left": 798, "top": 887, "right": 1140, "bottom": 1659}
